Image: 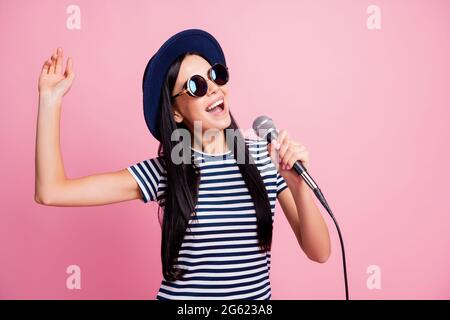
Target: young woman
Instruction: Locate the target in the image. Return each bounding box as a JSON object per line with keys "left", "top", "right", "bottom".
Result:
{"left": 35, "top": 32, "right": 331, "bottom": 300}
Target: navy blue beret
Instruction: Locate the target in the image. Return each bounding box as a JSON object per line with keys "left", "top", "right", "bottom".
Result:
{"left": 142, "top": 28, "right": 227, "bottom": 141}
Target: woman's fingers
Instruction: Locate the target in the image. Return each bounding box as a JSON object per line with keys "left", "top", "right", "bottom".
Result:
{"left": 277, "top": 130, "right": 288, "bottom": 146}
{"left": 46, "top": 58, "right": 52, "bottom": 74}
{"left": 271, "top": 129, "right": 311, "bottom": 171}
{"left": 44, "top": 47, "right": 71, "bottom": 77}
{"left": 280, "top": 146, "right": 294, "bottom": 170}
{"left": 49, "top": 51, "right": 57, "bottom": 74}
{"left": 282, "top": 146, "right": 309, "bottom": 170}
{"left": 65, "top": 56, "right": 74, "bottom": 78}
{"left": 41, "top": 59, "right": 51, "bottom": 75}
{"left": 55, "top": 47, "right": 63, "bottom": 75}
{"left": 278, "top": 131, "right": 290, "bottom": 159}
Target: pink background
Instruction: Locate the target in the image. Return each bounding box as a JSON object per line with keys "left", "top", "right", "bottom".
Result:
{"left": 1, "top": 0, "right": 449, "bottom": 299}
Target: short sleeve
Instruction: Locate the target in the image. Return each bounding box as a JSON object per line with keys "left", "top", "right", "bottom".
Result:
{"left": 276, "top": 171, "right": 288, "bottom": 197}
{"left": 126, "top": 156, "right": 165, "bottom": 203}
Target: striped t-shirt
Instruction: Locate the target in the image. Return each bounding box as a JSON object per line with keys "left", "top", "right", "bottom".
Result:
{"left": 126, "top": 138, "right": 288, "bottom": 300}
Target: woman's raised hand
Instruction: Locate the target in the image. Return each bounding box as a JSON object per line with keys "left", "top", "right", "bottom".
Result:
{"left": 38, "top": 47, "right": 75, "bottom": 101}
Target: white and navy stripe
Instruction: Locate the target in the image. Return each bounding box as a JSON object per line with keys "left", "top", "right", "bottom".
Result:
{"left": 127, "top": 138, "right": 288, "bottom": 300}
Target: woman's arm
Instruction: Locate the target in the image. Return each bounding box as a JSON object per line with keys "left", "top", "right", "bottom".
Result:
{"left": 268, "top": 131, "right": 331, "bottom": 263}
{"left": 277, "top": 180, "right": 331, "bottom": 263}
{"left": 35, "top": 47, "right": 142, "bottom": 206}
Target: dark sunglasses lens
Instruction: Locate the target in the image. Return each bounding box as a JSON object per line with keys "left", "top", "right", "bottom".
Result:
{"left": 211, "top": 64, "right": 229, "bottom": 85}
{"left": 188, "top": 75, "right": 208, "bottom": 96}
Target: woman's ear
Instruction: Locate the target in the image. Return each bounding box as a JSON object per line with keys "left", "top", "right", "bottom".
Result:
{"left": 173, "top": 108, "right": 183, "bottom": 123}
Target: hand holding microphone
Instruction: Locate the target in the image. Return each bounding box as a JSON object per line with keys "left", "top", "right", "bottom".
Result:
{"left": 253, "top": 116, "right": 322, "bottom": 200}
{"left": 267, "top": 128, "right": 311, "bottom": 186}
{"left": 253, "top": 115, "right": 349, "bottom": 300}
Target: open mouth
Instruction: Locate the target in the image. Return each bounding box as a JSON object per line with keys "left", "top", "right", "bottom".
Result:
{"left": 206, "top": 98, "right": 225, "bottom": 114}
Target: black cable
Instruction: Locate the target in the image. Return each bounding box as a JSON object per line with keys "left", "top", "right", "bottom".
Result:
{"left": 313, "top": 188, "right": 349, "bottom": 300}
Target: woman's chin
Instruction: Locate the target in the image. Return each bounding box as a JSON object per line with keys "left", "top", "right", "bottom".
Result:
{"left": 215, "top": 115, "right": 232, "bottom": 130}
{"left": 202, "top": 116, "right": 231, "bottom": 132}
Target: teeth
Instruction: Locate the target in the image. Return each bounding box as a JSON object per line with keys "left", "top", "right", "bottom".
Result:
{"left": 207, "top": 99, "right": 224, "bottom": 111}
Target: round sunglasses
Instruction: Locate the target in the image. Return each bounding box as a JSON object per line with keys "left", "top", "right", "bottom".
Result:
{"left": 171, "top": 63, "right": 229, "bottom": 99}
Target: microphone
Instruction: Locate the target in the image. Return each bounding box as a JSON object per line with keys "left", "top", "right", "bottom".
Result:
{"left": 252, "top": 115, "right": 349, "bottom": 300}
{"left": 252, "top": 115, "right": 327, "bottom": 208}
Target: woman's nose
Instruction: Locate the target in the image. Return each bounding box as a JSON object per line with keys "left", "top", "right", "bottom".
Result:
{"left": 206, "top": 78, "right": 219, "bottom": 95}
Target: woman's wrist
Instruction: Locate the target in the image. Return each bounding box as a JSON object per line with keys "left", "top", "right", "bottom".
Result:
{"left": 285, "top": 174, "right": 309, "bottom": 194}
{"left": 39, "top": 91, "right": 62, "bottom": 108}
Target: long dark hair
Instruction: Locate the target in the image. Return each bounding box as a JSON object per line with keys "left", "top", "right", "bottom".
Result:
{"left": 156, "top": 51, "right": 273, "bottom": 281}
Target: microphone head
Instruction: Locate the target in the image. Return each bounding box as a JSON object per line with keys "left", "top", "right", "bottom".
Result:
{"left": 252, "top": 115, "right": 278, "bottom": 142}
